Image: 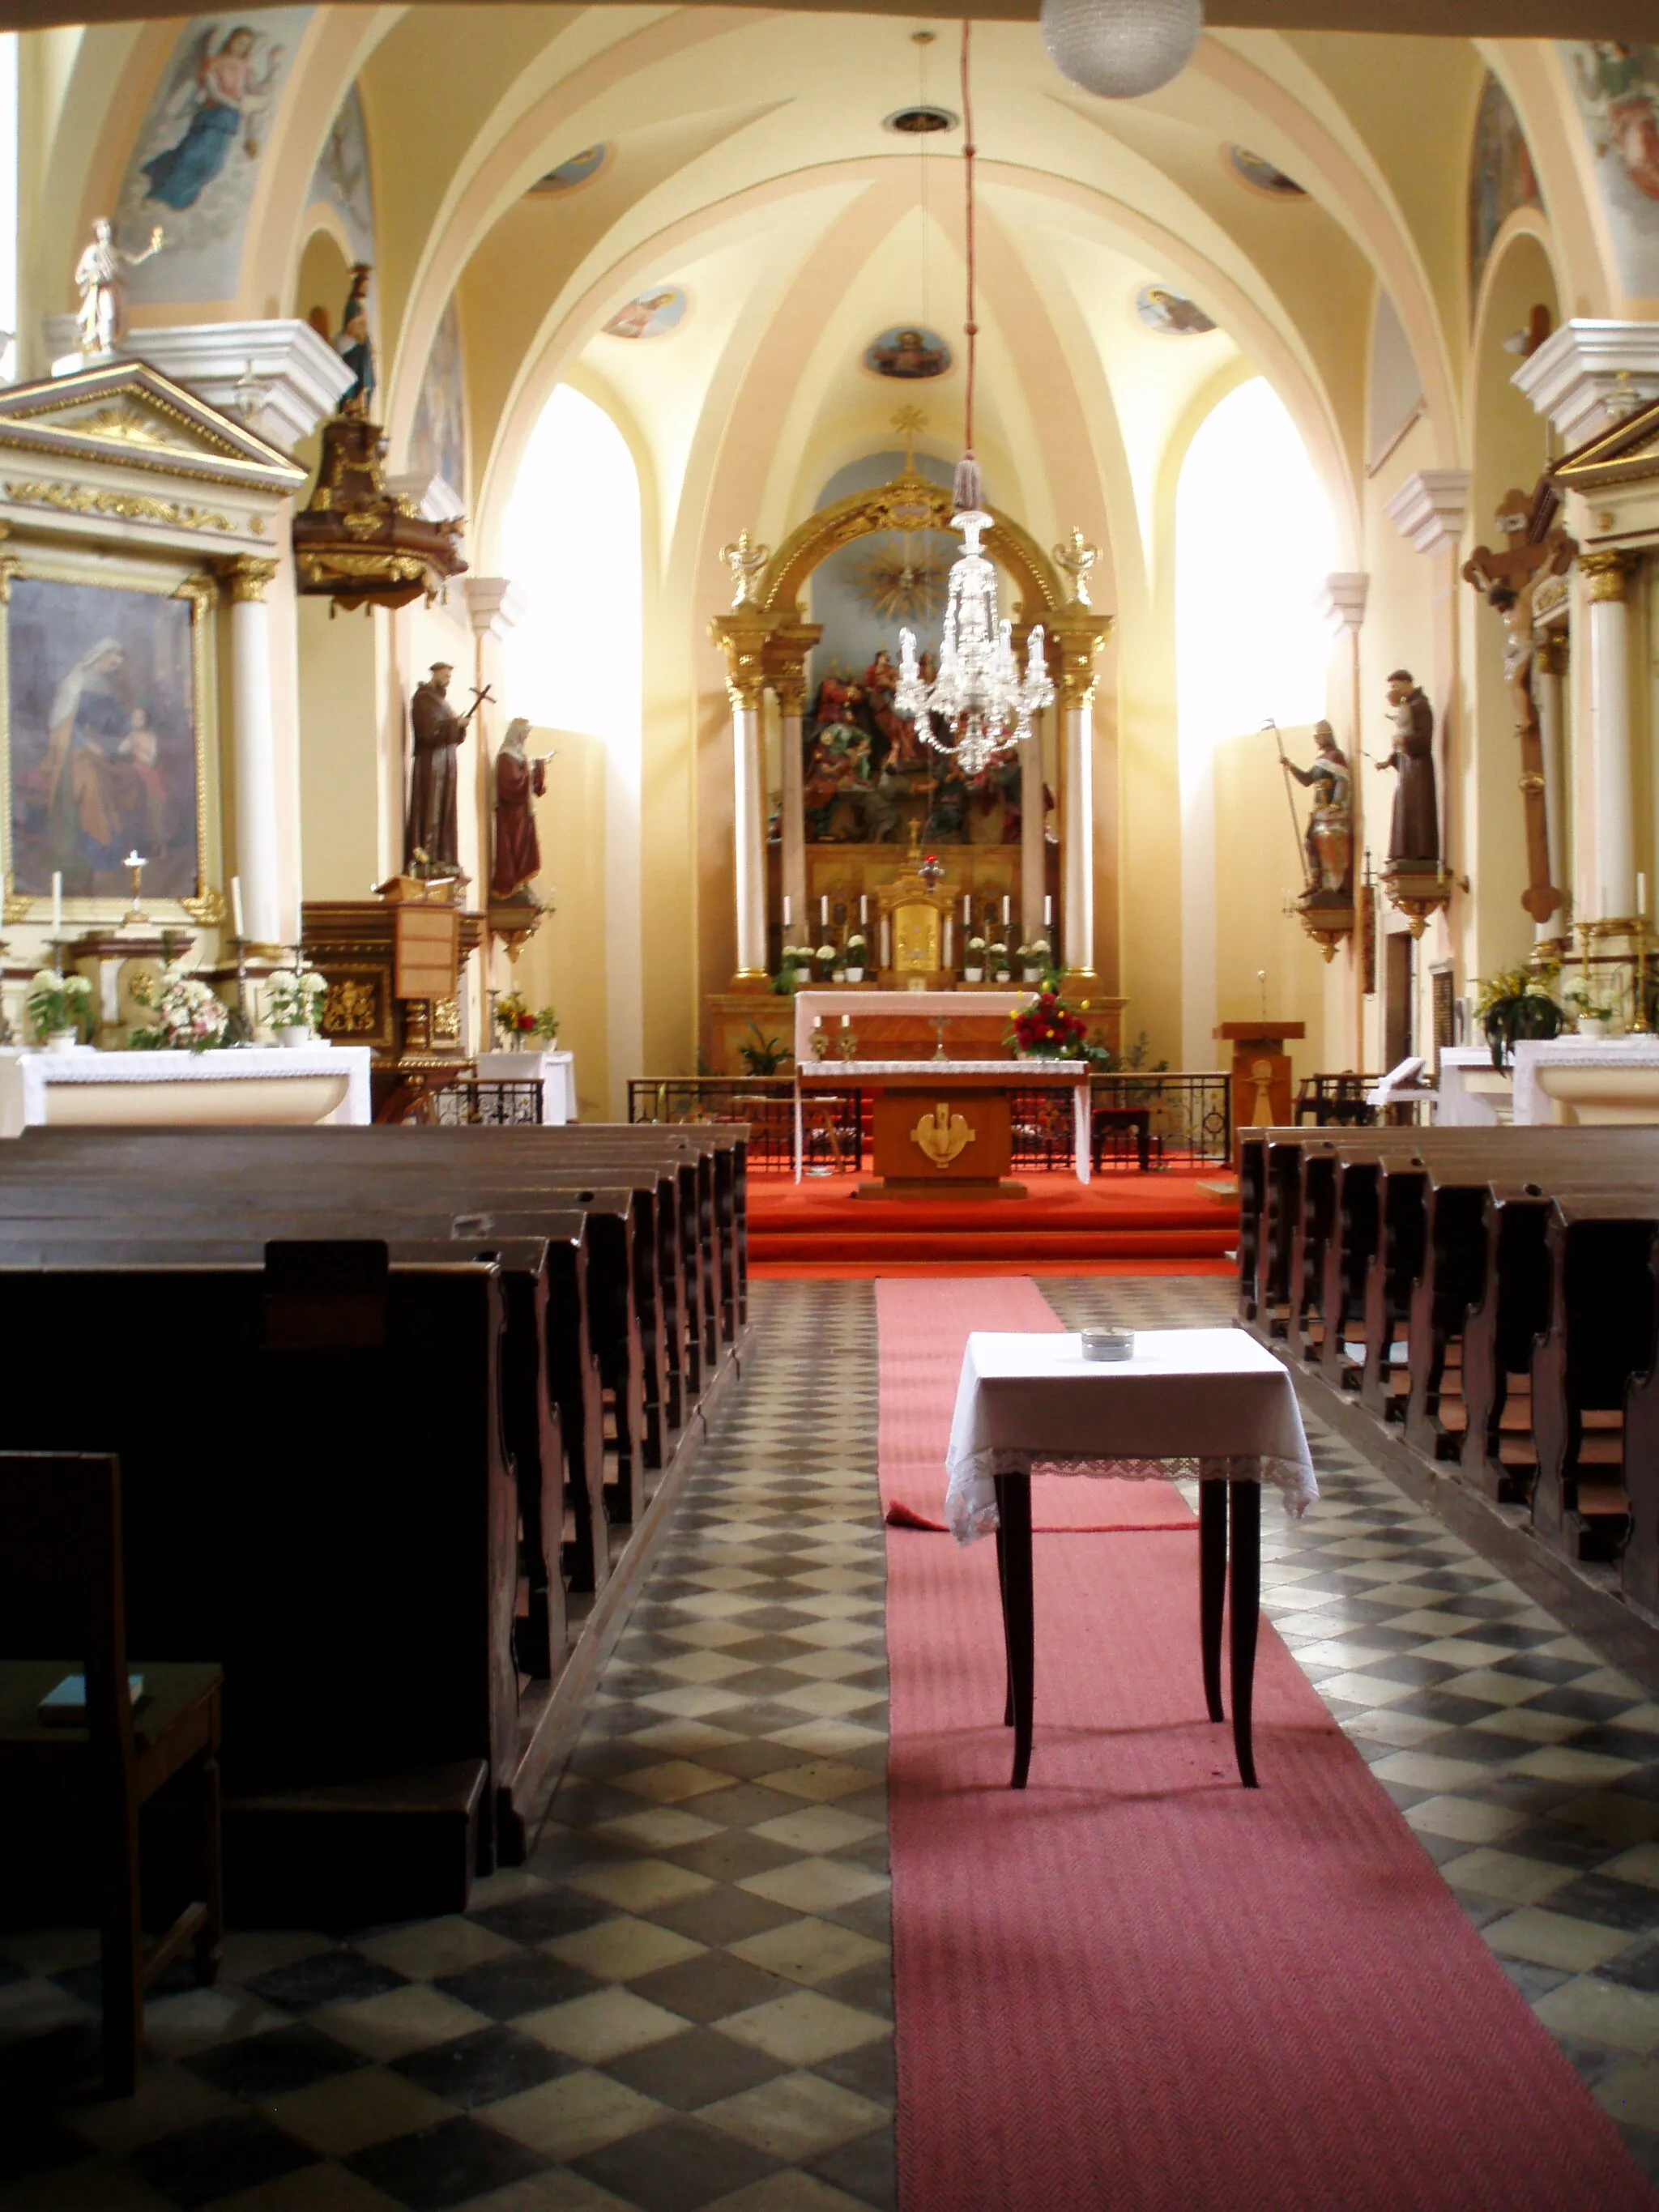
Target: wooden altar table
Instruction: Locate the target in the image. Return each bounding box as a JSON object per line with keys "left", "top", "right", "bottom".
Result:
{"left": 795, "top": 1059, "right": 1090, "bottom": 1196}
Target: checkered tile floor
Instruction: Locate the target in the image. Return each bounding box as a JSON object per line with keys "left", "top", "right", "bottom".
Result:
{"left": 6, "top": 1277, "right": 1659, "bottom": 2207}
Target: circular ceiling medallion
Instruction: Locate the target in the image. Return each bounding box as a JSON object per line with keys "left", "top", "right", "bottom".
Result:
{"left": 603, "top": 286, "right": 689, "bottom": 340}
{"left": 1226, "top": 144, "right": 1306, "bottom": 198}
{"left": 529, "top": 143, "right": 611, "bottom": 196}
{"left": 1134, "top": 283, "right": 1216, "bottom": 335}
{"left": 884, "top": 105, "right": 957, "bottom": 135}
{"left": 863, "top": 325, "right": 953, "bottom": 379}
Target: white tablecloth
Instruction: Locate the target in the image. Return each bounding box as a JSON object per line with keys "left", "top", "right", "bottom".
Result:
{"left": 0, "top": 1044, "right": 371, "bottom": 1135}
{"left": 1437, "top": 1045, "right": 1510, "bottom": 1126}
{"left": 475, "top": 1048, "right": 575, "bottom": 1123}
{"left": 1510, "top": 1037, "right": 1659, "bottom": 1126}
{"left": 944, "top": 1328, "right": 1317, "bottom": 1545}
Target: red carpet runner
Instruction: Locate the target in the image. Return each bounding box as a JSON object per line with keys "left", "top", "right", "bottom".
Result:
{"left": 878, "top": 1277, "right": 1655, "bottom": 2210}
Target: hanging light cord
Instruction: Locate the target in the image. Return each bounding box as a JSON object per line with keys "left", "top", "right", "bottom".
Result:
{"left": 957, "top": 18, "right": 980, "bottom": 509}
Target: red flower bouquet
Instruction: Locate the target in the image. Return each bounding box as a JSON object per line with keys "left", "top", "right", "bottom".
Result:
{"left": 1008, "top": 987, "right": 1087, "bottom": 1058}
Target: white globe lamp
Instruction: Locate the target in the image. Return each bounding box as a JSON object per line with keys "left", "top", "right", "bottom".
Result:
{"left": 1040, "top": 0, "right": 1204, "bottom": 100}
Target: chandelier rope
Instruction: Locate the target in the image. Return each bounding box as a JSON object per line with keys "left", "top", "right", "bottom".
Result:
{"left": 893, "top": 19, "right": 1053, "bottom": 781}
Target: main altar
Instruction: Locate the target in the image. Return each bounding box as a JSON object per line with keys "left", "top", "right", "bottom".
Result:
{"left": 704, "top": 441, "right": 1120, "bottom": 1073}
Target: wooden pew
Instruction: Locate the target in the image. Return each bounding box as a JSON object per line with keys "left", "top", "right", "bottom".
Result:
{"left": 0, "top": 1245, "right": 517, "bottom": 1914}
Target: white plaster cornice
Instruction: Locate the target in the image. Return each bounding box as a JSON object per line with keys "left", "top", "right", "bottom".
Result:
{"left": 66, "top": 321, "right": 356, "bottom": 454}
{"left": 464, "top": 578, "right": 526, "bottom": 641}
{"left": 1318, "top": 573, "right": 1369, "bottom": 637}
{"left": 1514, "top": 320, "right": 1659, "bottom": 449}
{"left": 1384, "top": 471, "right": 1470, "bottom": 557}
{"left": 388, "top": 471, "right": 466, "bottom": 525}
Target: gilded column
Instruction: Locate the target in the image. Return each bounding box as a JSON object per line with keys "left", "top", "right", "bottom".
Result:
{"left": 1534, "top": 629, "right": 1568, "bottom": 948}
{"left": 1582, "top": 552, "right": 1636, "bottom": 921}
{"left": 223, "top": 556, "right": 281, "bottom": 948}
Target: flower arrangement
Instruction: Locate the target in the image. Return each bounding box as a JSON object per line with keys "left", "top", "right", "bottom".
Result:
{"left": 27, "top": 969, "right": 92, "bottom": 1044}
{"left": 966, "top": 935, "right": 987, "bottom": 956}
{"left": 495, "top": 994, "right": 559, "bottom": 1047}
{"left": 264, "top": 967, "right": 327, "bottom": 1035}
{"left": 1473, "top": 965, "right": 1563, "bottom": 1071}
{"left": 129, "top": 964, "right": 230, "bottom": 1052}
{"left": 815, "top": 942, "right": 836, "bottom": 970}
{"left": 1008, "top": 987, "right": 1088, "bottom": 1059}
{"left": 988, "top": 940, "right": 1011, "bottom": 978}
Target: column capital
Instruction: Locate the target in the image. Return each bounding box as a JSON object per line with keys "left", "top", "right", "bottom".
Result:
{"left": 710, "top": 609, "right": 772, "bottom": 709}
{"left": 1384, "top": 471, "right": 1470, "bottom": 556}
{"left": 1581, "top": 548, "right": 1635, "bottom": 603}
{"left": 1317, "top": 572, "right": 1369, "bottom": 637}
{"left": 1041, "top": 607, "right": 1113, "bottom": 706}
{"left": 1536, "top": 629, "right": 1570, "bottom": 675}
{"left": 1513, "top": 318, "right": 1659, "bottom": 447}
{"left": 762, "top": 621, "right": 822, "bottom": 714}
{"left": 222, "top": 555, "right": 279, "bottom": 603}
{"left": 464, "top": 578, "right": 525, "bottom": 641}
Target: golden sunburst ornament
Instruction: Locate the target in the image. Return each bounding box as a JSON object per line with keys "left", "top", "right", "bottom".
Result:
{"left": 855, "top": 535, "right": 949, "bottom": 624}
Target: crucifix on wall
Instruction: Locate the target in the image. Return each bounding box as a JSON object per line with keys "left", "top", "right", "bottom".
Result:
{"left": 1461, "top": 476, "right": 1576, "bottom": 924}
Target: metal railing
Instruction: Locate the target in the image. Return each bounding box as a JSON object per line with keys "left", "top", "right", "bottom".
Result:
{"left": 420, "top": 1079, "right": 544, "bottom": 1127}
{"left": 1295, "top": 1073, "right": 1380, "bottom": 1128}
{"left": 629, "top": 1070, "right": 1231, "bottom": 1173}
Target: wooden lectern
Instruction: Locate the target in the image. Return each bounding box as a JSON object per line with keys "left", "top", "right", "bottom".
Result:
{"left": 1215, "top": 1021, "right": 1305, "bottom": 1168}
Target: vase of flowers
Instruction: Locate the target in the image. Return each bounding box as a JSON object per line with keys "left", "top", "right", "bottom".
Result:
{"left": 264, "top": 966, "right": 326, "bottom": 1046}
{"left": 1474, "top": 965, "right": 1563, "bottom": 1071}
{"left": 129, "top": 964, "right": 230, "bottom": 1052}
{"left": 844, "top": 933, "right": 867, "bottom": 983}
{"left": 1017, "top": 944, "right": 1044, "bottom": 982}
{"left": 1008, "top": 987, "right": 1088, "bottom": 1059}
{"left": 989, "top": 942, "right": 1011, "bottom": 983}
{"left": 814, "top": 942, "right": 836, "bottom": 982}
{"left": 964, "top": 936, "right": 986, "bottom": 983}
{"left": 28, "top": 970, "right": 92, "bottom": 1052}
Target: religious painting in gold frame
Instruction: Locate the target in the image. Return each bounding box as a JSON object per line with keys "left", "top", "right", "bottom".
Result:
{"left": 0, "top": 548, "right": 220, "bottom": 924}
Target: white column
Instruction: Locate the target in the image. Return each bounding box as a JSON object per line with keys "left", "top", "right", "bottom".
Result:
{"left": 778, "top": 685, "right": 807, "bottom": 943}
{"left": 1021, "top": 720, "right": 1046, "bottom": 952}
{"left": 731, "top": 685, "right": 767, "bottom": 978}
{"left": 1535, "top": 629, "right": 1567, "bottom": 945}
{"left": 226, "top": 557, "right": 282, "bottom": 946}
{"left": 1061, "top": 695, "right": 1093, "bottom": 976}
{"left": 1584, "top": 553, "right": 1636, "bottom": 921}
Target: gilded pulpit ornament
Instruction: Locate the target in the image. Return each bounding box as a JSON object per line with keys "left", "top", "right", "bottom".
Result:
{"left": 1273, "top": 720, "right": 1354, "bottom": 962}
{"left": 911, "top": 1101, "right": 976, "bottom": 1168}
{"left": 1461, "top": 484, "right": 1574, "bottom": 923}
{"left": 721, "top": 532, "right": 770, "bottom": 608}
{"left": 74, "top": 219, "right": 164, "bottom": 357}
{"left": 1377, "top": 671, "right": 1450, "bottom": 936}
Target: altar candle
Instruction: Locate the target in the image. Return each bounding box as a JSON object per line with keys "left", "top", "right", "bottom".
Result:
{"left": 1641, "top": 874, "right": 1648, "bottom": 921}
{"left": 1002, "top": 894, "right": 1010, "bottom": 926}
{"left": 813, "top": 1014, "right": 823, "bottom": 1030}
{"left": 962, "top": 893, "right": 970, "bottom": 924}
{"left": 841, "top": 1013, "right": 850, "bottom": 1028}
{"left": 821, "top": 894, "right": 829, "bottom": 928}
{"left": 881, "top": 918, "right": 891, "bottom": 968}
{"left": 232, "top": 875, "right": 245, "bottom": 942}
{"left": 50, "top": 872, "right": 62, "bottom": 943}
{"left": 1044, "top": 894, "right": 1053, "bottom": 927}
{"left": 859, "top": 895, "right": 868, "bottom": 925}
{"left": 944, "top": 918, "right": 953, "bottom": 970}
{"left": 783, "top": 894, "right": 792, "bottom": 927}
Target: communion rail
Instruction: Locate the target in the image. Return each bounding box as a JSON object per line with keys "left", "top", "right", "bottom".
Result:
{"left": 416, "top": 1079, "right": 545, "bottom": 1127}
{"left": 627, "top": 1072, "right": 1230, "bottom": 1173}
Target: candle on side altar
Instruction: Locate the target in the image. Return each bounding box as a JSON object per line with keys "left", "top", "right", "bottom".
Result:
{"left": 1002, "top": 894, "right": 1010, "bottom": 925}
{"left": 880, "top": 918, "right": 891, "bottom": 967}
{"left": 232, "top": 875, "right": 245, "bottom": 942}
{"left": 1641, "top": 875, "right": 1648, "bottom": 921}
{"left": 859, "top": 895, "right": 868, "bottom": 924}
{"left": 962, "top": 894, "right": 970, "bottom": 924}
{"left": 783, "top": 894, "right": 792, "bottom": 927}
{"left": 1045, "top": 894, "right": 1053, "bottom": 927}
{"left": 821, "top": 894, "right": 829, "bottom": 927}
{"left": 50, "top": 872, "right": 62, "bottom": 944}
{"left": 944, "top": 918, "right": 953, "bottom": 970}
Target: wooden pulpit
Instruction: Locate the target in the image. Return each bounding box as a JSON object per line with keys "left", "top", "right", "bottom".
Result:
{"left": 1215, "top": 1021, "right": 1305, "bottom": 1169}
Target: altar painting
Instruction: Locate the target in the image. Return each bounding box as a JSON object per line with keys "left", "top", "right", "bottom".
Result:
{"left": 3, "top": 573, "right": 204, "bottom": 901}
{"left": 804, "top": 447, "right": 1021, "bottom": 847}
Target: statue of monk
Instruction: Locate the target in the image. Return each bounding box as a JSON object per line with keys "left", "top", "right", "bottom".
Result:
{"left": 491, "top": 718, "right": 546, "bottom": 901}
{"left": 405, "top": 663, "right": 484, "bottom": 876}
{"left": 1377, "top": 671, "right": 1439, "bottom": 867}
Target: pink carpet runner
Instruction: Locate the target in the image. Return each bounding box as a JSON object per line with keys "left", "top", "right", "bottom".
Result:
{"left": 878, "top": 1276, "right": 1655, "bottom": 2210}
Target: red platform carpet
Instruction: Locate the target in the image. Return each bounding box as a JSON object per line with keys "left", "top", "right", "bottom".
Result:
{"left": 878, "top": 1277, "right": 1655, "bottom": 2210}
{"left": 750, "top": 1169, "right": 1236, "bottom": 1276}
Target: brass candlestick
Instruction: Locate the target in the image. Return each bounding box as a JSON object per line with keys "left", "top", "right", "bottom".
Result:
{"left": 1636, "top": 922, "right": 1653, "bottom": 1034}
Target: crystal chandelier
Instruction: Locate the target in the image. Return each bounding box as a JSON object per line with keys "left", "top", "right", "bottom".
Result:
{"left": 893, "top": 25, "right": 1054, "bottom": 779}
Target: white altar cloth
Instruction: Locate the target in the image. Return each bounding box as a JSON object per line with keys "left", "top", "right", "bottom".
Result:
{"left": 1511, "top": 1037, "right": 1659, "bottom": 1127}
{"left": 794, "top": 988, "right": 1028, "bottom": 1063}
{"left": 0, "top": 1044, "right": 372, "bottom": 1137}
{"left": 1437, "top": 1044, "right": 1512, "bottom": 1127}
{"left": 475, "top": 1048, "right": 576, "bottom": 1123}
{"left": 944, "top": 1328, "right": 1316, "bottom": 1545}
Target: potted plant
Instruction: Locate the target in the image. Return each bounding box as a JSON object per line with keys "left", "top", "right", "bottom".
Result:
{"left": 28, "top": 969, "right": 92, "bottom": 1053}
{"left": 1473, "top": 965, "right": 1563, "bottom": 1071}
{"left": 814, "top": 941, "right": 836, "bottom": 981}
{"left": 737, "top": 1024, "right": 791, "bottom": 1076}
{"left": 988, "top": 940, "right": 1011, "bottom": 982}
{"left": 1017, "top": 942, "right": 1044, "bottom": 982}
{"left": 1007, "top": 987, "right": 1089, "bottom": 1059}
{"left": 844, "top": 933, "right": 867, "bottom": 983}
{"left": 264, "top": 966, "right": 326, "bottom": 1047}
{"left": 964, "top": 934, "right": 987, "bottom": 983}
{"left": 531, "top": 1005, "right": 559, "bottom": 1046}
{"left": 1566, "top": 985, "right": 1617, "bottom": 1040}
{"left": 129, "top": 964, "right": 230, "bottom": 1053}
{"left": 1029, "top": 936, "right": 1052, "bottom": 979}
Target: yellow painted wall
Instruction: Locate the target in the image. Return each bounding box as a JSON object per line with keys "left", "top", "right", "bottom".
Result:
{"left": 508, "top": 727, "right": 612, "bottom": 1119}
{"left": 1213, "top": 722, "right": 1345, "bottom": 1059}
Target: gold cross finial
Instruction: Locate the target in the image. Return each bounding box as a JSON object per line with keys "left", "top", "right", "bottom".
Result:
{"left": 1053, "top": 527, "right": 1098, "bottom": 607}
{"left": 891, "top": 404, "right": 926, "bottom": 472}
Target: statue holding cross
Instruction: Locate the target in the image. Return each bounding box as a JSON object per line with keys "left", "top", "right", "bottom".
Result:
{"left": 1463, "top": 483, "right": 1576, "bottom": 923}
